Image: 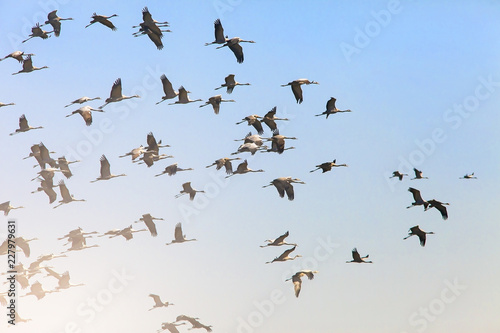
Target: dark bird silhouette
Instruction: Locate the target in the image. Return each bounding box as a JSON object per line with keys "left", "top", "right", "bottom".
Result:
{"left": 262, "top": 177, "right": 305, "bottom": 201}
{"left": 281, "top": 79, "right": 319, "bottom": 104}
{"left": 346, "top": 248, "right": 372, "bottom": 263}
{"left": 310, "top": 159, "right": 348, "bottom": 173}
{"left": 407, "top": 187, "right": 429, "bottom": 210}
{"left": 315, "top": 97, "right": 352, "bottom": 118}
{"left": 85, "top": 13, "right": 118, "bottom": 30}
{"left": 205, "top": 18, "right": 227, "bottom": 46}
{"left": 425, "top": 199, "right": 449, "bottom": 220}
{"left": 403, "top": 225, "right": 435, "bottom": 247}
{"left": 175, "top": 182, "right": 205, "bottom": 201}
{"left": 391, "top": 171, "right": 408, "bottom": 181}
{"left": 412, "top": 168, "right": 428, "bottom": 180}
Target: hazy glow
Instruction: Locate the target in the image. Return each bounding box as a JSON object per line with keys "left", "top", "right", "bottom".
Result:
{"left": 1, "top": 1, "right": 499, "bottom": 332}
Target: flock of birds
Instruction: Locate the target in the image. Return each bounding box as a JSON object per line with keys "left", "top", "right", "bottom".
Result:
{"left": 0, "top": 6, "right": 480, "bottom": 332}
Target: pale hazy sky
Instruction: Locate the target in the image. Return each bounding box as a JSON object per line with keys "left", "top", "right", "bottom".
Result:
{"left": 1, "top": 1, "right": 499, "bottom": 332}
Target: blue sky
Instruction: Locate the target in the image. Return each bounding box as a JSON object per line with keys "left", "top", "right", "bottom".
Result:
{"left": 1, "top": 1, "right": 499, "bottom": 332}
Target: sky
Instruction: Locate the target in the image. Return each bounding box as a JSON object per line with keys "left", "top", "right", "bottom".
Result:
{"left": 1, "top": 1, "right": 500, "bottom": 332}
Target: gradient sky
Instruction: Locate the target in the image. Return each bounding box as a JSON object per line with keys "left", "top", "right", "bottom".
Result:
{"left": 1, "top": 1, "right": 499, "bottom": 332}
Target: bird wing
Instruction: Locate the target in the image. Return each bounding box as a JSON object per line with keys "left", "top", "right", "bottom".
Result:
{"left": 264, "top": 106, "right": 277, "bottom": 118}
{"left": 291, "top": 83, "right": 303, "bottom": 104}
{"left": 182, "top": 182, "right": 193, "bottom": 192}
{"left": 228, "top": 43, "right": 244, "bottom": 63}
{"left": 235, "top": 160, "right": 248, "bottom": 173}
{"left": 225, "top": 74, "right": 235, "bottom": 85}
{"left": 99, "top": 155, "right": 111, "bottom": 178}
{"left": 274, "top": 182, "right": 285, "bottom": 198}
{"left": 82, "top": 110, "right": 93, "bottom": 126}
{"left": 224, "top": 160, "right": 234, "bottom": 174}
{"left": 147, "top": 132, "right": 159, "bottom": 151}
{"left": 19, "top": 114, "right": 29, "bottom": 130}
{"left": 161, "top": 75, "right": 175, "bottom": 95}
{"left": 263, "top": 118, "right": 277, "bottom": 132}
{"left": 43, "top": 186, "right": 57, "bottom": 204}
{"left": 147, "top": 31, "right": 163, "bottom": 50}
{"left": 142, "top": 7, "right": 153, "bottom": 22}
{"left": 284, "top": 183, "right": 294, "bottom": 200}
{"left": 252, "top": 119, "right": 264, "bottom": 135}
{"left": 292, "top": 275, "right": 302, "bottom": 297}
{"left": 413, "top": 168, "right": 421, "bottom": 178}
{"left": 275, "top": 231, "right": 289, "bottom": 243}
{"left": 110, "top": 78, "right": 123, "bottom": 99}
{"left": 22, "top": 56, "right": 33, "bottom": 71}
{"left": 58, "top": 181, "right": 71, "bottom": 200}
{"left": 47, "top": 10, "right": 58, "bottom": 21}
{"left": 178, "top": 86, "right": 188, "bottom": 101}
{"left": 326, "top": 97, "right": 337, "bottom": 111}
{"left": 149, "top": 294, "right": 163, "bottom": 306}
{"left": 174, "top": 223, "right": 183, "bottom": 241}
{"left": 278, "top": 246, "right": 296, "bottom": 259}
{"left": 352, "top": 248, "right": 361, "bottom": 261}
{"left": 431, "top": 202, "right": 448, "bottom": 220}
{"left": 408, "top": 187, "right": 423, "bottom": 203}
{"left": 214, "top": 19, "right": 225, "bottom": 43}
{"left": 304, "top": 270, "right": 315, "bottom": 280}
{"left": 16, "top": 239, "right": 31, "bottom": 257}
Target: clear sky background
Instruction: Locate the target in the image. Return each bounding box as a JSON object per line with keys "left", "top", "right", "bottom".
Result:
{"left": 1, "top": 1, "right": 499, "bottom": 332}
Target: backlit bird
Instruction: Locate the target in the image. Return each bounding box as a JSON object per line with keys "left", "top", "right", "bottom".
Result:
{"left": 53, "top": 180, "right": 85, "bottom": 209}
{"left": 412, "top": 168, "right": 428, "bottom": 180}
{"left": 44, "top": 268, "right": 83, "bottom": 290}
{"left": 281, "top": 79, "right": 319, "bottom": 104}
{"left": 168, "top": 86, "right": 202, "bottom": 105}
{"left": 135, "top": 214, "right": 164, "bottom": 237}
{"left": 265, "top": 246, "right": 301, "bottom": 264}
{"left": 64, "top": 96, "right": 101, "bottom": 108}
{"left": 206, "top": 157, "right": 241, "bottom": 175}
{"left": 31, "top": 178, "right": 57, "bottom": 204}
{"left": 205, "top": 18, "right": 227, "bottom": 46}
{"left": 310, "top": 159, "right": 348, "bottom": 173}
{"left": 43, "top": 10, "right": 73, "bottom": 37}
{"left": 156, "top": 75, "right": 178, "bottom": 104}
{"left": 407, "top": 187, "right": 429, "bottom": 210}
{"left": 285, "top": 270, "right": 318, "bottom": 298}
{"left": 264, "top": 130, "right": 297, "bottom": 154}
{"left": 460, "top": 172, "right": 477, "bottom": 179}
{"left": 22, "top": 23, "right": 53, "bottom": 43}
{"left": 199, "top": 95, "right": 235, "bottom": 114}
{"left": 391, "top": 171, "right": 408, "bottom": 181}
{"left": 99, "top": 78, "right": 140, "bottom": 108}
{"left": 234, "top": 132, "right": 264, "bottom": 147}
{"left": 425, "top": 199, "right": 449, "bottom": 220}
{"left": 214, "top": 74, "right": 250, "bottom": 94}
{"left": 159, "top": 322, "right": 185, "bottom": 333}
{"left": 0, "top": 101, "right": 15, "bottom": 107}
{"left": 148, "top": 294, "right": 174, "bottom": 311}
{"left": 225, "top": 159, "right": 264, "bottom": 178}
{"left": 236, "top": 115, "right": 263, "bottom": 134}
{"left": 403, "top": 225, "right": 435, "bottom": 247}
{"left": 166, "top": 223, "right": 197, "bottom": 245}
{"left": 175, "top": 182, "right": 205, "bottom": 201}
{"left": 12, "top": 55, "right": 48, "bottom": 75}
{"left": 119, "top": 146, "right": 147, "bottom": 161}
{"left": 155, "top": 163, "right": 193, "bottom": 177}
{"left": 260, "top": 231, "right": 297, "bottom": 248}
{"left": 346, "top": 248, "right": 372, "bottom": 263}
{"left": 85, "top": 13, "right": 118, "bottom": 31}
{"left": 315, "top": 97, "right": 352, "bottom": 118}
{"left": 91, "top": 155, "right": 126, "bottom": 182}
{"left": 261, "top": 106, "right": 289, "bottom": 132}
{"left": 66, "top": 105, "right": 104, "bottom": 126}
{"left": 231, "top": 142, "right": 266, "bottom": 155}
{"left": 23, "top": 281, "right": 57, "bottom": 300}
{"left": 9, "top": 114, "right": 43, "bottom": 135}
{"left": 262, "top": 177, "right": 305, "bottom": 201}
{"left": 0, "top": 201, "right": 24, "bottom": 216}
{"left": 216, "top": 37, "right": 255, "bottom": 63}
{"left": 57, "top": 156, "right": 80, "bottom": 179}
{"left": 0, "top": 51, "right": 34, "bottom": 63}
{"left": 175, "top": 315, "right": 212, "bottom": 332}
